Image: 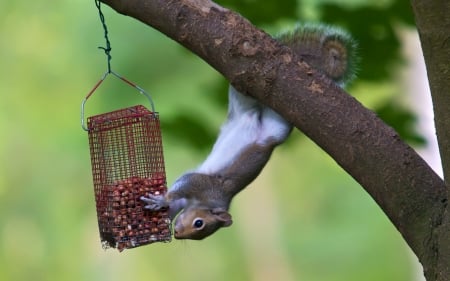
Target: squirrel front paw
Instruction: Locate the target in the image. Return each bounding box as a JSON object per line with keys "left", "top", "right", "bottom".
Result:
{"left": 140, "top": 194, "right": 168, "bottom": 211}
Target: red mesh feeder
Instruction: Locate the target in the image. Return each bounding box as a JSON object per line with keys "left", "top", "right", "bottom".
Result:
{"left": 82, "top": 71, "right": 172, "bottom": 251}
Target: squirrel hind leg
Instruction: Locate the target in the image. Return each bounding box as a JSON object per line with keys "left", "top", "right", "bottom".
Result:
{"left": 227, "top": 87, "right": 259, "bottom": 118}
{"left": 258, "top": 107, "right": 292, "bottom": 146}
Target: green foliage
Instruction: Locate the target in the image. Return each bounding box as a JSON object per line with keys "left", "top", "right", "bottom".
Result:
{"left": 376, "top": 101, "right": 426, "bottom": 146}
{"left": 216, "top": 0, "right": 299, "bottom": 24}
{"left": 161, "top": 112, "right": 217, "bottom": 150}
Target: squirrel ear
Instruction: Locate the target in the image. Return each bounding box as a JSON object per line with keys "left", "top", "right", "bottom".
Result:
{"left": 211, "top": 208, "right": 233, "bottom": 227}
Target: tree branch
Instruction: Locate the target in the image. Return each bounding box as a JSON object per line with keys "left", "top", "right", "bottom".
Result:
{"left": 411, "top": 0, "right": 450, "bottom": 183}
{"left": 100, "top": 0, "right": 447, "bottom": 278}
{"left": 411, "top": 1, "right": 450, "bottom": 280}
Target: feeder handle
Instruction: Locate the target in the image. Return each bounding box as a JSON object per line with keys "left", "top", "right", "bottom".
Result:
{"left": 81, "top": 71, "right": 156, "bottom": 131}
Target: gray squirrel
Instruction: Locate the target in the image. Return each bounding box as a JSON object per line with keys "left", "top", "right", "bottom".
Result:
{"left": 141, "top": 23, "right": 357, "bottom": 240}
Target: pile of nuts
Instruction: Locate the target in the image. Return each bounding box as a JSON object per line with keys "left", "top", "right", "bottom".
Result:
{"left": 96, "top": 174, "right": 172, "bottom": 251}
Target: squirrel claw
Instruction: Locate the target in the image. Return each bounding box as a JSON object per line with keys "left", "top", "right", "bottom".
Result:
{"left": 140, "top": 194, "right": 167, "bottom": 211}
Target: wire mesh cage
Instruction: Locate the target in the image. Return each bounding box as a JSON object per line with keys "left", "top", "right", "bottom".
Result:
{"left": 87, "top": 105, "right": 172, "bottom": 251}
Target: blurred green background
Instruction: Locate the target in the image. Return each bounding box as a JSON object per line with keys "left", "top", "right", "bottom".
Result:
{"left": 0, "top": 0, "right": 431, "bottom": 280}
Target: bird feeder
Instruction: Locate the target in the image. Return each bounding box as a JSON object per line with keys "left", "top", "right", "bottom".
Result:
{"left": 81, "top": 71, "right": 172, "bottom": 251}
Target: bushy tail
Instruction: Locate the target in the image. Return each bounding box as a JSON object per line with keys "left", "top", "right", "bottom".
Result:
{"left": 276, "top": 23, "right": 358, "bottom": 86}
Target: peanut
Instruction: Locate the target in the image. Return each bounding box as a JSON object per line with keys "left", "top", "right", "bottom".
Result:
{"left": 96, "top": 175, "right": 172, "bottom": 251}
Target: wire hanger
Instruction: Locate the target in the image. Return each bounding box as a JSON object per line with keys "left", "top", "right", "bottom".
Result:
{"left": 80, "top": 0, "right": 155, "bottom": 131}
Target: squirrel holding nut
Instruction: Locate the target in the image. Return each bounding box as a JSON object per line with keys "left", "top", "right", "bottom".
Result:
{"left": 142, "top": 23, "right": 357, "bottom": 240}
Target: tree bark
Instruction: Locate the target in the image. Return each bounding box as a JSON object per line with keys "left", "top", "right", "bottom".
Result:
{"left": 411, "top": 1, "right": 450, "bottom": 280}
{"left": 100, "top": 0, "right": 448, "bottom": 279}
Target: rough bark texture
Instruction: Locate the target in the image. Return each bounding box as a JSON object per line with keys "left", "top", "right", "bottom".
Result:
{"left": 411, "top": 0, "right": 450, "bottom": 280}
{"left": 100, "top": 0, "right": 448, "bottom": 279}
{"left": 411, "top": 0, "right": 450, "bottom": 182}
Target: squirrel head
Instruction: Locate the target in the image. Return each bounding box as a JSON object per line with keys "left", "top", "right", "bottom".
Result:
{"left": 173, "top": 207, "right": 232, "bottom": 240}
{"left": 276, "top": 23, "right": 358, "bottom": 86}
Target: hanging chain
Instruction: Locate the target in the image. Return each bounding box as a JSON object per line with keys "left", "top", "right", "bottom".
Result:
{"left": 95, "top": 0, "right": 112, "bottom": 73}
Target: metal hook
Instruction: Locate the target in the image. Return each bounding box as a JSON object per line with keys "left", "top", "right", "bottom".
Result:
{"left": 81, "top": 71, "right": 156, "bottom": 131}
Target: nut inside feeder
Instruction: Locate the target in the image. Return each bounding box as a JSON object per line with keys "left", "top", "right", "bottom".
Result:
{"left": 82, "top": 72, "right": 172, "bottom": 251}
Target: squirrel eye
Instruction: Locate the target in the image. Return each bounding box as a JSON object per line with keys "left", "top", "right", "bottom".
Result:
{"left": 193, "top": 219, "right": 204, "bottom": 229}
